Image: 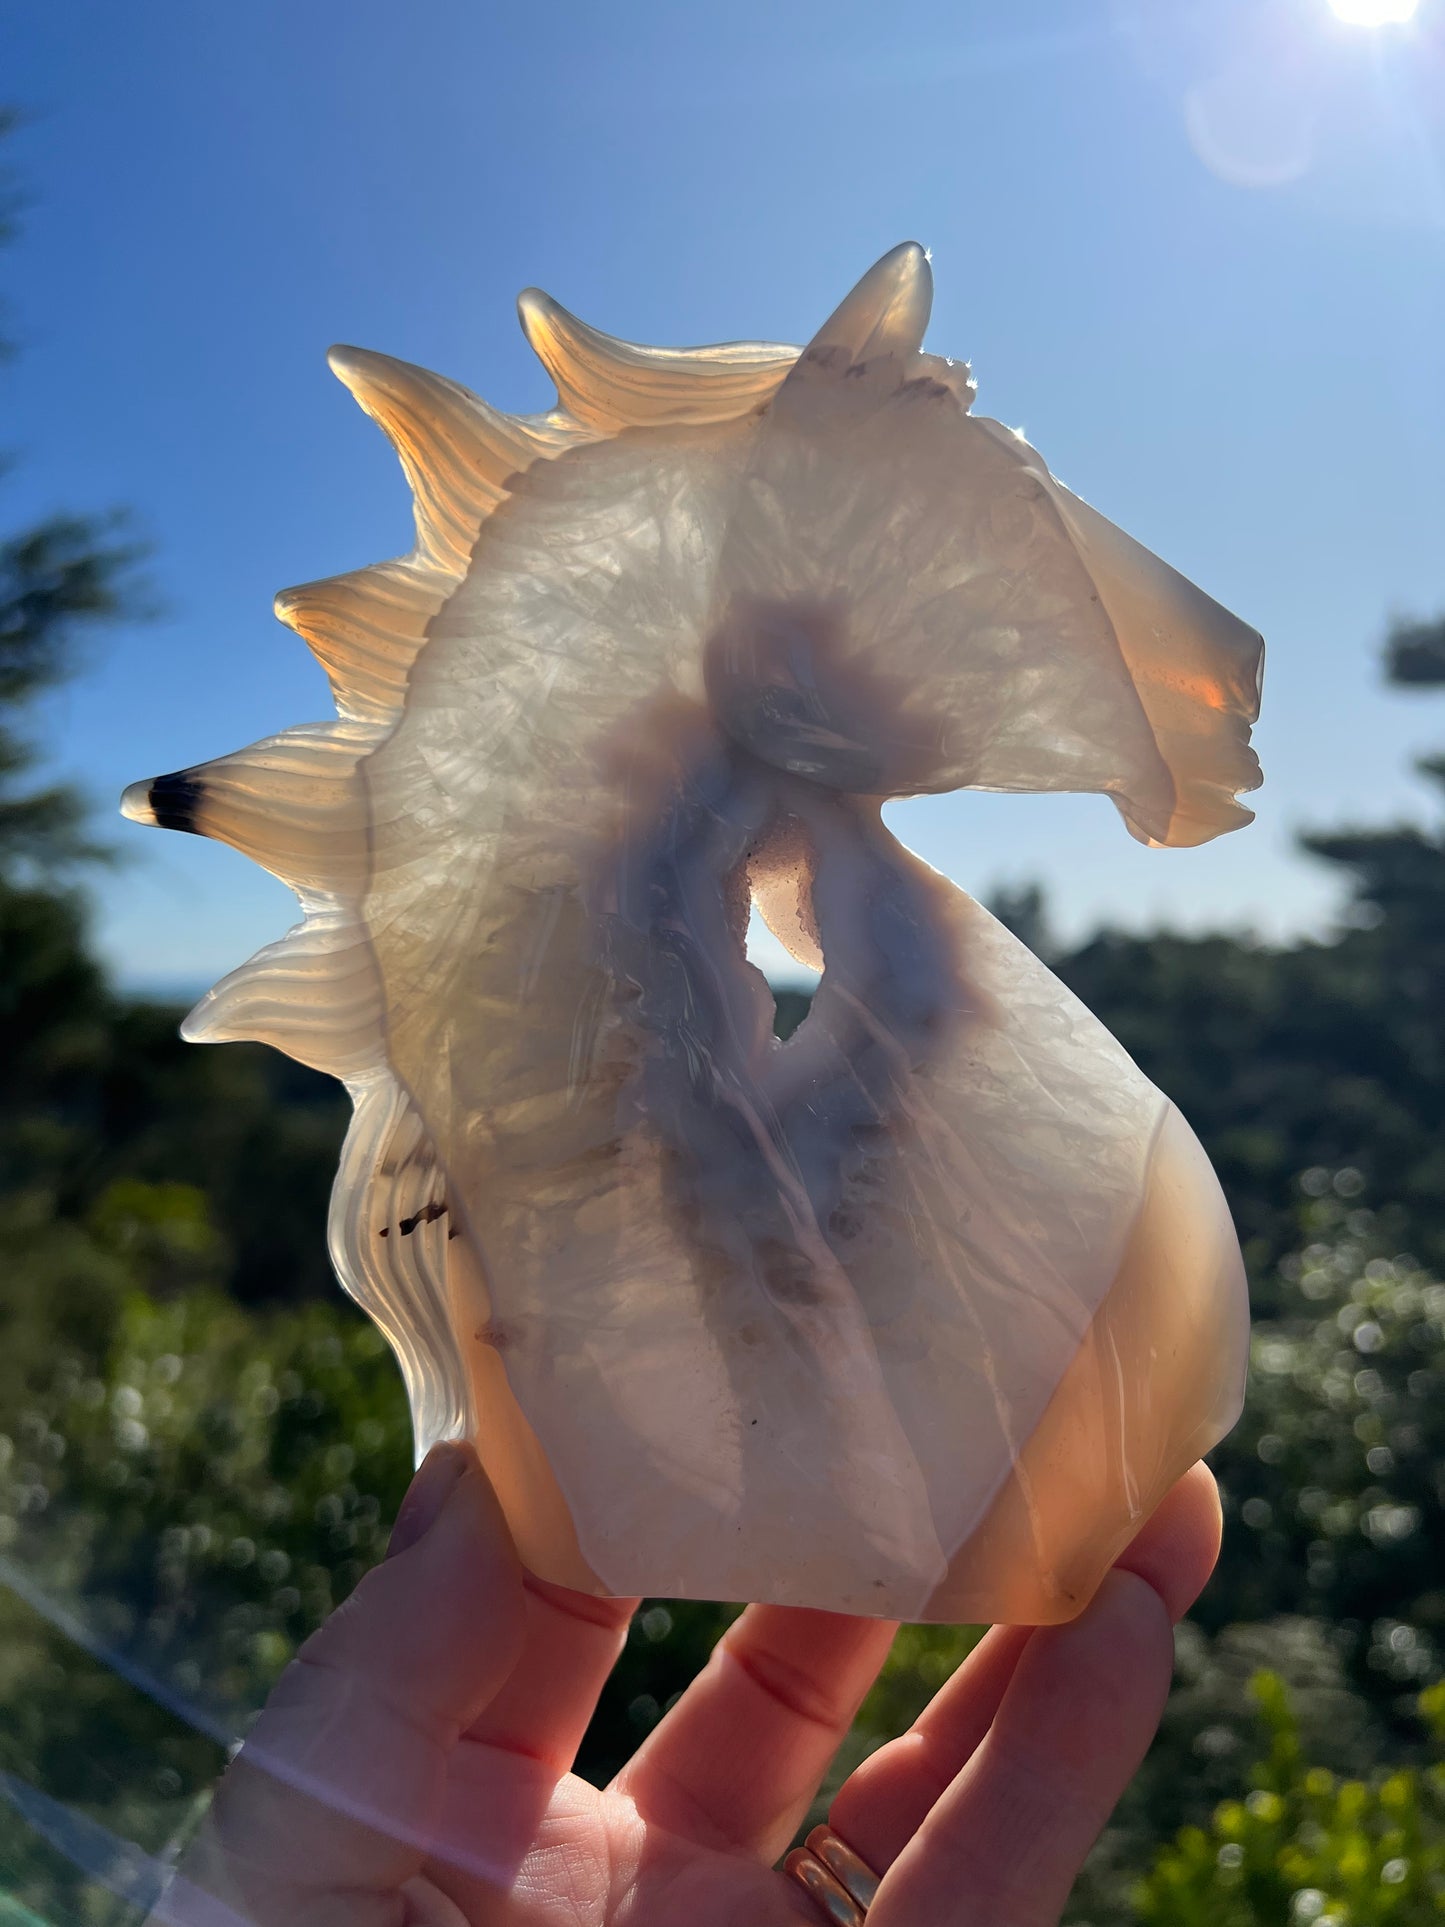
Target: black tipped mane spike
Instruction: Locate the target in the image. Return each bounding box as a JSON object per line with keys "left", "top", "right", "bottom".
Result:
{"left": 145, "top": 770, "right": 207, "bottom": 836}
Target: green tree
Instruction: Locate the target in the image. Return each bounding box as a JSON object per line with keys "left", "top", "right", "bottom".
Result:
{"left": 1384, "top": 613, "right": 1445, "bottom": 690}
{"left": 0, "top": 514, "right": 146, "bottom": 884}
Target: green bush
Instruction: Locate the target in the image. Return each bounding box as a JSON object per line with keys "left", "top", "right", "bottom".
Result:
{"left": 1137, "top": 1674, "right": 1445, "bottom": 1923}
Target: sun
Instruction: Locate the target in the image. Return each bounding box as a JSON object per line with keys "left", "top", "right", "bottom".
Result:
{"left": 1328, "top": 0, "right": 1419, "bottom": 23}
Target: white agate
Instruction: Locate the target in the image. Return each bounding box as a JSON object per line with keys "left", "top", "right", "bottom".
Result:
{"left": 123, "top": 245, "right": 1262, "bottom": 1622}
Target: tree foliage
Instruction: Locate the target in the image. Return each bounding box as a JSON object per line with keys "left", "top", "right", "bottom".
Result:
{"left": 1384, "top": 614, "right": 1445, "bottom": 691}
{"left": 0, "top": 515, "right": 148, "bottom": 881}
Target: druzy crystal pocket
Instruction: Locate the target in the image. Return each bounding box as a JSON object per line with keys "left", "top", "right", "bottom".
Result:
{"left": 124, "top": 246, "right": 1262, "bottom": 1622}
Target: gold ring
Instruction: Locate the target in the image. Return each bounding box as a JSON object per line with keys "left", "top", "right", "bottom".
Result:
{"left": 783, "top": 1825, "right": 881, "bottom": 1925}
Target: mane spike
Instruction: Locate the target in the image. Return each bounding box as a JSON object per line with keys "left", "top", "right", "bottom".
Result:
{"left": 181, "top": 922, "right": 386, "bottom": 1081}
{"left": 806, "top": 240, "right": 933, "bottom": 366}
{"left": 517, "top": 287, "right": 797, "bottom": 430}
{"left": 274, "top": 560, "right": 450, "bottom": 725}
{"left": 124, "top": 724, "right": 375, "bottom": 898}
{"left": 327, "top": 344, "right": 566, "bottom": 571}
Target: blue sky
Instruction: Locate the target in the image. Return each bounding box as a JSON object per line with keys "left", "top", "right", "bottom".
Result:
{"left": 6, "top": 0, "right": 1444, "bottom": 994}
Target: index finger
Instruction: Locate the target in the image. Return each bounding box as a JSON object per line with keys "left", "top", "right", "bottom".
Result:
{"left": 614, "top": 1604, "right": 898, "bottom": 1866}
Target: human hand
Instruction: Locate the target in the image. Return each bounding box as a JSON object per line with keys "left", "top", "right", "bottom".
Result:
{"left": 156, "top": 1444, "right": 1220, "bottom": 1927}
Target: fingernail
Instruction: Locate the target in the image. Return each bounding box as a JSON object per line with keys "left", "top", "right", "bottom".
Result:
{"left": 387, "top": 1442, "right": 472, "bottom": 1559}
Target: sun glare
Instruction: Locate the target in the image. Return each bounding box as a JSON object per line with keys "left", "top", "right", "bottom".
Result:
{"left": 1328, "top": 0, "right": 1419, "bottom": 23}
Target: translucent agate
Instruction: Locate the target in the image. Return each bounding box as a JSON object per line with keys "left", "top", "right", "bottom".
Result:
{"left": 123, "top": 245, "right": 1263, "bottom": 1623}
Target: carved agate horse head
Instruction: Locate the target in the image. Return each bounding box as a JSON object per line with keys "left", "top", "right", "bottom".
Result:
{"left": 125, "top": 245, "right": 1263, "bottom": 1622}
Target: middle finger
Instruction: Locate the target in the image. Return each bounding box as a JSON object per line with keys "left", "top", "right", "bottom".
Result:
{"left": 614, "top": 1604, "right": 898, "bottom": 1865}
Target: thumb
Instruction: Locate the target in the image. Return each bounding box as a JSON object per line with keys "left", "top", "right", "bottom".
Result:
{"left": 168, "top": 1443, "right": 525, "bottom": 1927}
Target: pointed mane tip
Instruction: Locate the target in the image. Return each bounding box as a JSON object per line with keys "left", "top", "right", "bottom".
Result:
{"left": 119, "top": 778, "right": 157, "bottom": 825}
{"left": 515, "top": 286, "right": 554, "bottom": 341}
{"left": 326, "top": 343, "right": 385, "bottom": 389}
{"left": 896, "top": 241, "right": 933, "bottom": 290}
{"left": 870, "top": 240, "right": 931, "bottom": 284}
{"left": 124, "top": 768, "right": 206, "bottom": 837}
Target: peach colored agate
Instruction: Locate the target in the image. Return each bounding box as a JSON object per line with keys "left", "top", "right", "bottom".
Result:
{"left": 123, "top": 245, "right": 1262, "bottom": 1623}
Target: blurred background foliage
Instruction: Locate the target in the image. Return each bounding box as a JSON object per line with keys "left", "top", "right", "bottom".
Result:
{"left": 7, "top": 128, "right": 1445, "bottom": 1927}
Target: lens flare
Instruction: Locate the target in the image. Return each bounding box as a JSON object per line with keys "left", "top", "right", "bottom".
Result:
{"left": 1328, "top": 0, "right": 1419, "bottom": 23}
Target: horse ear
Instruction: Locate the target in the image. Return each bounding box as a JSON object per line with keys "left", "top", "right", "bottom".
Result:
{"left": 804, "top": 242, "right": 933, "bottom": 365}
